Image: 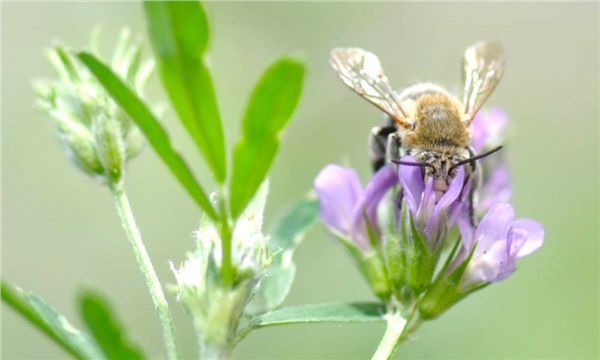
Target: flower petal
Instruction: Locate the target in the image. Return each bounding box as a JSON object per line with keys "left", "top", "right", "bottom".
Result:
{"left": 314, "top": 165, "right": 362, "bottom": 235}
{"left": 424, "top": 166, "right": 465, "bottom": 238}
{"left": 356, "top": 164, "right": 398, "bottom": 226}
{"left": 471, "top": 107, "right": 508, "bottom": 152}
{"left": 417, "top": 177, "right": 436, "bottom": 233}
{"left": 398, "top": 155, "right": 424, "bottom": 217}
{"left": 513, "top": 218, "right": 545, "bottom": 258}
{"left": 350, "top": 164, "right": 398, "bottom": 248}
{"left": 474, "top": 203, "right": 514, "bottom": 258}
{"left": 477, "top": 159, "right": 511, "bottom": 215}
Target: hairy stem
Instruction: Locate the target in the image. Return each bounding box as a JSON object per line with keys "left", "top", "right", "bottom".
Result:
{"left": 110, "top": 182, "right": 180, "bottom": 360}
{"left": 218, "top": 194, "right": 233, "bottom": 287}
{"left": 371, "top": 311, "right": 408, "bottom": 360}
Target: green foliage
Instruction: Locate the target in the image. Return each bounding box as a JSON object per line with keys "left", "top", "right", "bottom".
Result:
{"left": 247, "top": 197, "right": 319, "bottom": 314}
{"left": 78, "top": 52, "right": 217, "bottom": 220}
{"left": 78, "top": 290, "right": 145, "bottom": 359}
{"left": 229, "top": 58, "right": 305, "bottom": 218}
{"left": 144, "top": 1, "right": 226, "bottom": 183}
{"left": 244, "top": 302, "right": 385, "bottom": 335}
{"left": 1, "top": 281, "right": 104, "bottom": 360}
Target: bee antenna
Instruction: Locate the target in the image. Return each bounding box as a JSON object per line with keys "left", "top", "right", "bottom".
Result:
{"left": 454, "top": 145, "right": 504, "bottom": 168}
{"left": 391, "top": 159, "right": 434, "bottom": 168}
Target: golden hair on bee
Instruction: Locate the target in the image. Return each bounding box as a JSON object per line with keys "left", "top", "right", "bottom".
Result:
{"left": 404, "top": 92, "right": 470, "bottom": 149}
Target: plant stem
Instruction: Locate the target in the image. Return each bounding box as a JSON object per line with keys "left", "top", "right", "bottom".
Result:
{"left": 218, "top": 194, "right": 233, "bottom": 287}
{"left": 109, "top": 182, "right": 180, "bottom": 360}
{"left": 371, "top": 311, "right": 408, "bottom": 360}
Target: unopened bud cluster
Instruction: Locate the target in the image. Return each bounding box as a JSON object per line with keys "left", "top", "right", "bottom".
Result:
{"left": 170, "top": 185, "right": 280, "bottom": 356}
{"left": 34, "top": 29, "right": 153, "bottom": 183}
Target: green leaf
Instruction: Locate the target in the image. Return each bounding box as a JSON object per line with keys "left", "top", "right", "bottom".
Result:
{"left": 78, "top": 290, "right": 145, "bottom": 359}
{"left": 229, "top": 57, "right": 305, "bottom": 218}
{"left": 270, "top": 196, "right": 319, "bottom": 251}
{"left": 246, "top": 196, "right": 319, "bottom": 314}
{"left": 1, "top": 280, "right": 104, "bottom": 360}
{"left": 245, "top": 302, "right": 384, "bottom": 333}
{"left": 77, "top": 52, "right": 217, "bottom": 220}
{"left": 144, "top": 1, "right": 226, "bottom": 183}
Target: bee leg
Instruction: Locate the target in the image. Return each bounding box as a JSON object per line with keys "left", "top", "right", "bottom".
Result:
{"left": 468, "top": 188, "right": 477, "bottom": 226}
{"left": 369, "top": 125, "right": 397, "bottom": 172}
{"left": 466, "top": 153, "right": 482, "bottom": 226}
{"left": 386, "top": 132, "right": 402, "bottom": 164}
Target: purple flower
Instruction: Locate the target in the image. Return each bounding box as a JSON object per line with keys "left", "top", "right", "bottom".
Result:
{"left": 457, "top": 203, "right": 544, "bottom": 288}
{"left": 398, "top": 156, "right": 471, "bottom": 245}
{"left": 314, "top": 164, "right": 397, "bottom": 249}
{"left": 471, "top": 107, "right": 508, "bottom": 153}
{"left": 477, "top": 158, "right": 511, "bottom": 216}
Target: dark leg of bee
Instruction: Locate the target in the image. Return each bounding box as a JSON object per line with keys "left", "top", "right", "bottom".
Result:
{"left": 386, "top": 133, "right": 402, "bottom": 163}
{"left": 369, "top": 125, "right": 398, "bottom": 172}
{"left": 468, "top": 188, "right": 477, "bottom": 226}
{"left": 466, "top": 148, "right": 481, "bottom": 226}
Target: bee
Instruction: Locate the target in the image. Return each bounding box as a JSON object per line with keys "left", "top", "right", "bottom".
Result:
{"left": 330, "top": 42, "right": 505, "bottom": 207}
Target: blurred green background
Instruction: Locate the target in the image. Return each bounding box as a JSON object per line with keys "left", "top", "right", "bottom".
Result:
{"left": 2, "top": 2, "right": 598, "bottom": 359}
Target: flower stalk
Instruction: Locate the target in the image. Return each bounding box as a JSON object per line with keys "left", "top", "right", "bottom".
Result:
{"left": 109, "top": 181, "right": 180, "bottom": 360}
{"left": 371, "top": 310, "right": 408, "bottom": 360}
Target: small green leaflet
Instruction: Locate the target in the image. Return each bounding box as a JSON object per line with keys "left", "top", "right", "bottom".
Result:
{"left": 144, "top": 1, "right": 226, "bottom": 184}
{"left": 1, "top": 281, "right": 104, "bottom": 360}
{"left": 79, "top": 290, "right": 145, "bottom": 359}
{"left": 229, "top": 57, "right": 305, "bottom": 219}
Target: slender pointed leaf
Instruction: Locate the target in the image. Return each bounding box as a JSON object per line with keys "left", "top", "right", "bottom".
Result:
{"left": 1, "top": 280, "right": 104, "bottom": 360}
{"left": 77, "top": 52, "right": 217, "bottom": 220}
{"left": 144, "top": 1, "right": 226, "bottom": 183}
{"left": 230, "top": 58, "right": 304, "bottom": 218}
{"left": 248, "top": 302, "right": 385, "bottom": 329}
{"left": 78, "top": 290, "right": 145, "bottom": 359}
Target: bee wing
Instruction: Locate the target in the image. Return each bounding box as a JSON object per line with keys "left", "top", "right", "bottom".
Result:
{"left": 462, "top": 42, "right": 505, "bottom": 122}
{"left": 330, "top": 48, "right": 412, "bottom": 129}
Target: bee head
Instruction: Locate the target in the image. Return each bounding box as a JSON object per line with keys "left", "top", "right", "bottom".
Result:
{"left": 392, "top": 145, "right": 503, "bottom": 198}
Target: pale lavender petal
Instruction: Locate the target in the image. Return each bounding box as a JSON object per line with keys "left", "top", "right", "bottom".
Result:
{"left": 509, "top": 227, "right": 528, "bottom": 258}
{"left": 473, "top": 203, "right": 514, "bottom": 258}
{"left": 314, "top": 165, "right": 362, "bottom": 236}
{"left": 457, "top": 206, "right": 475, "bottom": 249}
{"left": 464, "top": 240, "right": 512, "bottom": 284}
{"left": 478, "top": 160, "right": 511, "bottom": 215}
{"left": 471, "top": 107, "right": 508, "bottom": 152}
{"left": 448, "top": 178, "right": 472, "bottom": 226}
{"left": 398, "top": 155, "right": 424, "bottom": 217}
{"left": 424, "top": 166, "right": 465, "bottom": 237}
{"left": 432, "top": 166, "right": 465, "bottom": 214}
{"left": 513, "top": 218, "right": 545, "bottom": 258}
{"left": 350, "top": 164, "right": 398, "bottom": 248}
{"left": 355, "top": 164, "right": 398, "bottom": 226}
{"left": 417, "top": 177, "right": 436, "bottom": 233}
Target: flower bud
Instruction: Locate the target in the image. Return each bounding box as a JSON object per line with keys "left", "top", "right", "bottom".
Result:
{"left": 34, "top": 29, "right": 152, "bottom": 183}
{"left": 170, "top": 184, "right": 275, "bottom": 353}
{"left": 92, "top": 111, "right": 125, "bottom": 183}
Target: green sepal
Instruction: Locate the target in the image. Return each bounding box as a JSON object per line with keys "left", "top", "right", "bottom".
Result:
{"left": 406, "top": 215, "right": 434, "bottom": 293}
{"left": 418, "top": 241, "right": 479, "bottom": 320}
{"left": 92, "top": 112, "right": 125, "bottom": 183}
{"left": 335, "top": 233, "right": 391, "bottom": 300}
{"left": 386, "top": 201, "right": 406, "bottom": 297}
